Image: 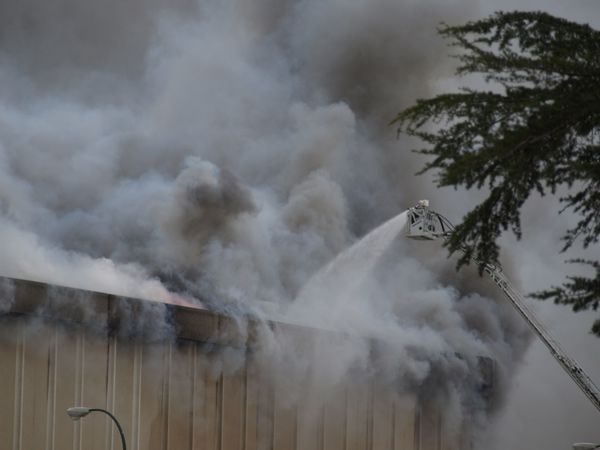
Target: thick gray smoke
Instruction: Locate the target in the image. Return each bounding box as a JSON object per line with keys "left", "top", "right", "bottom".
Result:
{"left": 1, "top": 0, "right": 577, "bottom": 447}
{"left": 0, "top": 0, "right": 481, "bottom": 305}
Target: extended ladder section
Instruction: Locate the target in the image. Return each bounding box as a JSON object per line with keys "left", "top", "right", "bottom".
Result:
{"left": 406, "top": 201, "right": 600, "bottom": 414}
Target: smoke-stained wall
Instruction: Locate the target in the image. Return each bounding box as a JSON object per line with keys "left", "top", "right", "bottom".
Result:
{"left": 0, "top": 278, "right": 462, "bottom": 450}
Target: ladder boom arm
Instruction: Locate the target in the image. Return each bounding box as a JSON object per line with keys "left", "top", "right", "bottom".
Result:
{"left": 484, "top": 263, "right": 600, "bottom": 413}
{"left": 406, "top": 202, "right": 600, "bottom": 413}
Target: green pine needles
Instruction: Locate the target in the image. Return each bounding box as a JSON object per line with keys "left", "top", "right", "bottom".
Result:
{"left": 392, "top": 11, "right": 600, "bottom": 335}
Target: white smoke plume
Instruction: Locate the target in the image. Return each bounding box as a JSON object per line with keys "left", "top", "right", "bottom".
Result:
{"left": 4, "top": 0, "right": 592, "bottom": 447}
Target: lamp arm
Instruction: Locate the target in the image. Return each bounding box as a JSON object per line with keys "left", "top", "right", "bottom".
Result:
{"left": 88, "top": 408, "right": 127, "bottom": 450}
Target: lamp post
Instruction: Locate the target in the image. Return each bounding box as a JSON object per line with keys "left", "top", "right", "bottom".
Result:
{"left": 67, "top": 407, "right": 127, "bottom": 450}
{"left": 573, "top": 444, "right": 600, "bottom": 450}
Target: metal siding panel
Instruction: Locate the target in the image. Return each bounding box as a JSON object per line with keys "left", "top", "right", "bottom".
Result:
{"left": 167, "top": 342, "right": 195, "bottom": 450}
{"left": 80, "top": 331, "right": 110, "bottom": 450}
{"left": 0, "top": 287, "right": 449, "bottom": 450}
{"left": 323, "top": 387, "right": 346, "bottom": 450}
{"left": 296, "top": 405, "right": 322, "bottom": 450}
{"left": 393, "top": 397, "right": 416, "bottom": 450}
{"left": 244, "top": 361, "right": 259, "bottom": 450}
{"left": 372, "top": 387, "right": 394, "bottom": 450}
{"left": 139, "top": 343, "right": 169, "bottom": 450}
{"left": 130, "top": 343, "right": 143, "bottom": 450}
{"left": 111, "top": 338, "right": 136, "bottom": 450}
{"left": 272, "top": 383, "right": 296, "bottom": 450}
{"left": 456, "top": 423, "right": 471, "bottom": 450}
{"left": 45, "top": 328, "right": 58, "bottom": 450}
{"left": 439, "top": 418, "right": 458, "bottom": 450}
{"left": 20, "top": 325, "right": 52, "bottom": 450}
{"left": 419, "top": 405, "right": 440, "bottom": 450}
{"left": 346, "top": 383, "right": 369, "bottom": 450}
{"left": 413, "top": 407, "right": 421, "bottom": 450}
{"left": 440, "top": 431, "right": 456, "bottom": 450}
{"left": 53, "top": 329, "right": 80, "bottom": 450}
{"left": 221, "top": 368, "right": 246, "bottom": 450}
{"left": 104, "top": 334, "right": 117, "bottom": 450}
{"left": 0, "top": 318, "right": 21, "bottom": 450}
{"left": 255, "top": 364, "right": 274, "bottom": 450}
{"left": 193, "top": 349, "right": 221, "bottom": 450}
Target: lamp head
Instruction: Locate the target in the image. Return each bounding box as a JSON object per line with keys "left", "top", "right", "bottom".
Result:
{"left": 67, "top": 407, "right": 91, "bottom": 420}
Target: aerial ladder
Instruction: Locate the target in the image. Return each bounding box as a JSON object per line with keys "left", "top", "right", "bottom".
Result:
{"left": 406, "top": 200, "right": 600, "bottom": 414}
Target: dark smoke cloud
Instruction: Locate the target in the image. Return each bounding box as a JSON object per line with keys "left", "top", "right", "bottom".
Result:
{"left": 162, "top": 158, "right": 256, "bottom": 266}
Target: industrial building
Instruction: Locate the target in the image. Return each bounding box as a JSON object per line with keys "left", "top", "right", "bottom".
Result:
{"left": 0, "top": 277, "right": 455, "bottom": 450}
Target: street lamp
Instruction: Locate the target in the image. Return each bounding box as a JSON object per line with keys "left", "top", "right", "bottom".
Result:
{"left": 66, "top": 407, "right": 127, "bottom": 450}
{"left": 573, "top": 444, "right": 600, "bottom": 450}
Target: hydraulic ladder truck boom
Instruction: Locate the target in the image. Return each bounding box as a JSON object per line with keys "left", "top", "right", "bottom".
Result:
{"left": 406, "top": 200, "right": 600, "bottom": 414}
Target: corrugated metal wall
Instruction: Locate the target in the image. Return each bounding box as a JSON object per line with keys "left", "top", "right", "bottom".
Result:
{"left": 0, "top": 279, "right": 449, "bottom": 450}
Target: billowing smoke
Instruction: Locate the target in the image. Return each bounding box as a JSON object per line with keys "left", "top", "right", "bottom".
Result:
{"left": 0, "top": 0, "right": 537, "bottom": 446}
